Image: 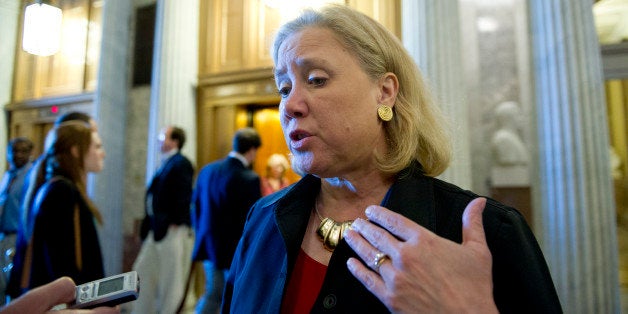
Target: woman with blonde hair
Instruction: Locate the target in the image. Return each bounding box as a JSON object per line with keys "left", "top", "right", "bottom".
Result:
{"left": 260, "top": 153, "right": 291, "bottom": 196}
{"left": 223, "top": 4, "right": 560, "bottom": 313}
{"left": 8, "top": 121, "right": 106, "bottom": 298}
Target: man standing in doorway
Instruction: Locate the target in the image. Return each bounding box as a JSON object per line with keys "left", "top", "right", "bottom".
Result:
{"left": 0, "top": 137, "right": 33, "bottom": 305}
{"left": 133, "top": 126, "right": 194, "bottom": 314}
{"left": 191, "top": 127, "right": 262, "bottom": 314}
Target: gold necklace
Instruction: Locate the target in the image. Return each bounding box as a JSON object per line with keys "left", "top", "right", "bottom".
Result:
{"left": 314, "top": 200, "right": 353, "bottom": 251}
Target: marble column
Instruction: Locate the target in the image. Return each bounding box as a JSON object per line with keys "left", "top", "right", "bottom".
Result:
{"left": 146, "top": 0, "right": 199, "bottom": 176}
{"left": 91, "top": 0, "right": 132, "bottom": 275}
{"left": 528, "top": 1, "right": 620, "bottom": 312}
{"left": 401, "top": 0, "right": 471, "bottom": 189}
{"left": 0, "top": 0, "right": 20, "bottom": 175}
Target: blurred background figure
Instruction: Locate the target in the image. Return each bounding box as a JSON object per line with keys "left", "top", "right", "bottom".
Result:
{"left": 191, "top": 127, "right": 262, "bottom": 314}
{"left": 490, "top": 101, "right": 529, "bottom": 167}
{"left": 133, "top": 126, "right": 194, "bottom": 314}
{"left": 490, "top": 101, "right": 530, "bottom": 188}
{"left": 260, "top": 153, "right": 291, "bottom": 196}
{"left": 19, "top": 112, "right": 98, "bottom": 239}
{"left": 0, "top": 137, "right": 33, "bottom": 305}
{"left": 7, "top": 121, "right": 106, "bottom": 299}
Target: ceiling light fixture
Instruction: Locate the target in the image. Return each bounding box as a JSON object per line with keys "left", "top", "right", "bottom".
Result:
{"left": 22, "top": 1, "right": 63, "bottom": 56}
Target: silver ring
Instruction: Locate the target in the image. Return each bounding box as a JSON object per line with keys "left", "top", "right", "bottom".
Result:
{"left": 372, "top": 252, "right": 388, "bottom": 271}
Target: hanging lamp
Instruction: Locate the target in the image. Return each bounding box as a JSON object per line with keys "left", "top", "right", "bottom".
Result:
{"left": 22, "top": 1, "right": 63, "bottom": 56}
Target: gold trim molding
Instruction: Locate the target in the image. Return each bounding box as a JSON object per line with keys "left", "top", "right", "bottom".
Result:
{"left": 198, "top": 67, "right": 279, "bottom": 106}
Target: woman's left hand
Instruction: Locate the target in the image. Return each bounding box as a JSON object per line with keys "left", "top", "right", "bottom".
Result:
{"left": 343, "top": 197, "right": 498, "bottom": 313}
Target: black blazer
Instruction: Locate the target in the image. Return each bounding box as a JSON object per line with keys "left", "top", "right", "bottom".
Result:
{"left": 223, "top": 164, "right": 562, "bottom": 313}
{"left": 8, "top": 176, "right": 104, "bottom": 297}
{"left": 140, "top": 152, "right": 194, "bottom": 242}
{"left": 191, "top": 156, "right": 261, "bottom": 269}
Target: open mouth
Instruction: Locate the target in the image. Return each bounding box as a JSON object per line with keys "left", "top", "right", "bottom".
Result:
{"left": 290, "top": 130, "right": 311, "bottom": 141}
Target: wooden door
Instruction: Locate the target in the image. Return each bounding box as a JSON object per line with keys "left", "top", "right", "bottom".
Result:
{"left": 252, "top": 106, "right": 300, "bottom": 184}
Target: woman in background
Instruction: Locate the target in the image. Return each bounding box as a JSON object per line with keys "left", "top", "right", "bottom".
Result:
{"left": 7, "top": 121, "right": 106, "bottom": 298}
{"left": 260, "top": 153, "right": 291, "bottom": 196}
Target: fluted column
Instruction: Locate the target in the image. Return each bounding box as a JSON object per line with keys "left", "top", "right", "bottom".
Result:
{"left": 146, "top": 0, "right": 199, "bottom": 176}
{"left": 0, "top": 0, "right": 20, "bottom": 175}
{"left": 401, "top": 0, "right": 471, "bottom": 189}
{"left": 528, "top": 1, "right": 619, "bottom": 312}
{"left": 92, "top": 0, "right": 132, "bottom": 275}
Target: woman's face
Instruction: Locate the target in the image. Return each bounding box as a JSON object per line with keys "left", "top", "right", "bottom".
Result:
{"left": 274, "top": 27, "right": 388, "bottom": 178}
{"left": 84, "top": 132, "right": 105, "bottom": 173}
{"left": 269, "top": 163, "right": 285, "bottom": 179}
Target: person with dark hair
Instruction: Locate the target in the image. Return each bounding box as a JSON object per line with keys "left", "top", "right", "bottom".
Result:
{"left": 169, "top": 127, "right": 186, "bottom": 149}
{"left": 222, "top": 4, "right": 561, "bottom": 313}
{"left": 7, "top": 121, "right": 106, "bottom": 299}
{"left": 191, "top": 127, "right": 262, "bottom": 314}
{"left": 54, "top": 112, "right": 97, "bottom": 130}
{"left": 132, "top": 126, "right": 194, "bottom": 314}
{"left": 0, "top": 137, "right": 34, "bottom": 305}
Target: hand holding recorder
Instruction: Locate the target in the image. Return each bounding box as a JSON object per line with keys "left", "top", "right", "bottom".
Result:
{"left": 0, "top": 271, "right": 139, "bottom": 313}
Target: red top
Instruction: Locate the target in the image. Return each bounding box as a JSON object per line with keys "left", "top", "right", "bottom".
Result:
{"left": 260, "top": 177, "right": 290, "bottom": 196}
{"left": 280, "top": 248, "right": 327, "bottom": 314}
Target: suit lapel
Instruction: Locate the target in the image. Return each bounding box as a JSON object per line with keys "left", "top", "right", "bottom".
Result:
{"left": 149, "top": 154, "right": 177, "bottom": 192}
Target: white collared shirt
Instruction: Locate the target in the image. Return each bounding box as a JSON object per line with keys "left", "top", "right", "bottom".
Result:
{"left": 160, "top": 149, "right": 177, "bottom": 164}
{"left": 228, "top": 151, "right": 249, "bottom": 167}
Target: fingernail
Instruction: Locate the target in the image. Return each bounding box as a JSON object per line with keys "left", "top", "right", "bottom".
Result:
{"left": 351, "top": 218, "right": 364, "bottom": 231}
{"left": 343, "top": 230, "right": 354, "bottom": 243}
{"left": 346, "top": 258, "right": 356, "bottom": 272}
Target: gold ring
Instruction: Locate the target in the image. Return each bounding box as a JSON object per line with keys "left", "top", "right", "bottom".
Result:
{"left": 372, "top": 252, "right": 388, "bottom": 271}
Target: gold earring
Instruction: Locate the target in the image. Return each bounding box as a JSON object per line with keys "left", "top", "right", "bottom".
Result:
{"left": 377, "top": 105, "right": 393, "bottom": 122}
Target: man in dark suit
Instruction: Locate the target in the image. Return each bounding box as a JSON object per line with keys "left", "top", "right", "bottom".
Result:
{"left": 0, "top": 137, "right": 33, "bottom": 305}
{"left": 191, "top": 127, "right": 262, "bottom": 314}
{"left": 133, "top": 126, "right": 194, "bottom": 314}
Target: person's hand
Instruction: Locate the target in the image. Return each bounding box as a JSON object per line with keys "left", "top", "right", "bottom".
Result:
{"left": 344, "top": 197, "right": 498, "bottom": 313}
{"left": 0, "top": 277, "right": 120, "bottom": 314}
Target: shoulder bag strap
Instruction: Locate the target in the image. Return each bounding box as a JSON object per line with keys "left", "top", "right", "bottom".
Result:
{"left": 73, "top": 203, "right": 82, "bottom": 271}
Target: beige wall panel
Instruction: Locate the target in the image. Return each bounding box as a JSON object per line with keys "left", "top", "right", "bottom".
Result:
{"left": 220, "top": 0, "right": 245, "bottom": 71}
{"left": 40, "top": 3, "right": 88, "bottom": 96}
{"left": 347, "top": 0, "right": 400, "bottom": 37}
{"left": 198, "top": 0, "right": 214, "bottom": 75}
{"left": 247, "top": 1, "right": 279, "bottom": 69}
{"left": 13, "top": 53, "right": 37, "bottom": 101}
{"left": 213, "top": 105, "right": 237, "bottom": 159}
{"left": 197, "top": 102, "right": 214, "bottom": 165}
{"left": 85, "top": 1, "right": 102, "bottom": 91}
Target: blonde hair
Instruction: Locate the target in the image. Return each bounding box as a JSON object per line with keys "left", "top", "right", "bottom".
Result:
{"left": 266, "top": 153, "right": 290, "bottom": 177}
{"left": 272, "top": 4, "right": 451, "bottom": 176}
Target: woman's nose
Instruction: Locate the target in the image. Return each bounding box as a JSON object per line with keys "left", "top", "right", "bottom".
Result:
{"left": 281, "top": 88, "right": 307, "bottom": 119}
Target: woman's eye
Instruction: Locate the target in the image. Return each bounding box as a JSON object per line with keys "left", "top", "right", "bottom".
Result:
{"left": 278, "top": 86, "right": 291, "bottom": 98}
{"left": 308, "top": 77, "right": 326, "bottom": 86}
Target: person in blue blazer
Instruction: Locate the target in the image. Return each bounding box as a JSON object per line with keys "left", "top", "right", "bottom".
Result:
{"left": 133, "top": 126, "right": 194, "bottom": 314}
{"left": 191, "top": 127, "right": 262, "bottom": 314}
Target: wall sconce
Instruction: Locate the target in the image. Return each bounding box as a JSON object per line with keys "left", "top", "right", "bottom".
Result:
{"left": 22, "top": 1, "right": 63, "bottom": 56}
